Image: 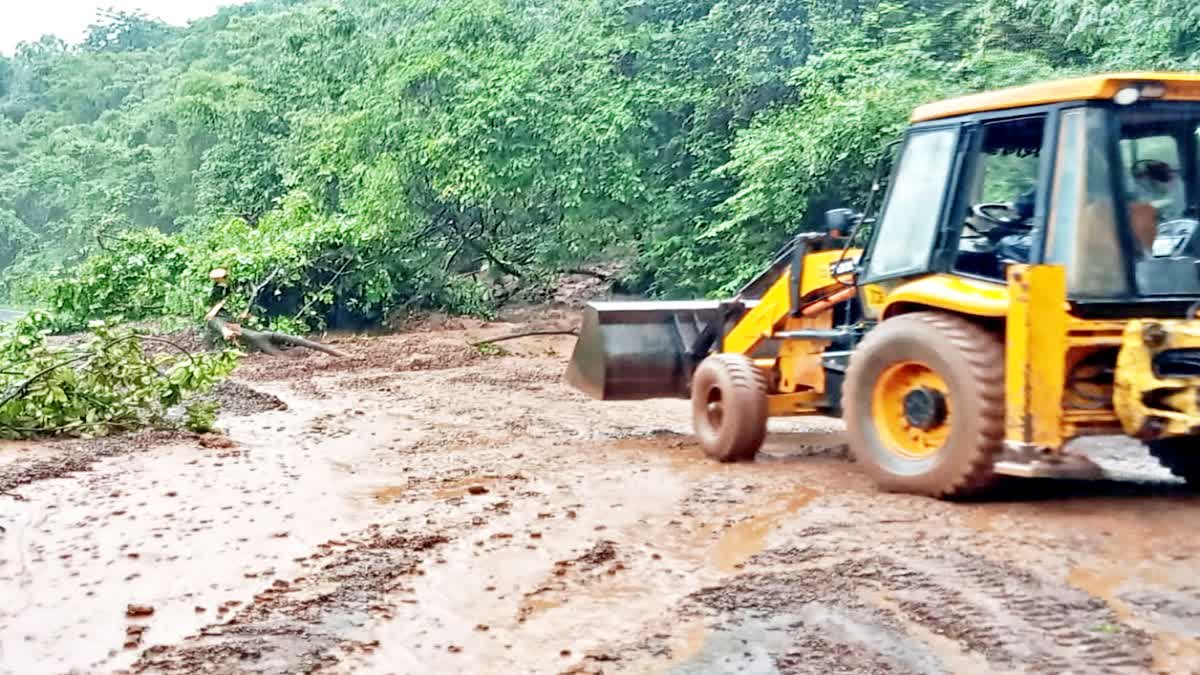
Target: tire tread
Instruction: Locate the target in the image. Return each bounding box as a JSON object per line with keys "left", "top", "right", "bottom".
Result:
{"left": 843, "top": 311, "right": 1005, "bottom": 498}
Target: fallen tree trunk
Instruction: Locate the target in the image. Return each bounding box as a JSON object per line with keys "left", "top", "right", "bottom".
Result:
{"left": 207, "top": 319, "right": 350, "bottom": 358}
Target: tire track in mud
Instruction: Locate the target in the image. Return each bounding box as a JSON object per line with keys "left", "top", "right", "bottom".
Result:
{"left": 600, "top": 509, "right": 1155, "bottom": 675}
{"left": 516, "top": 540, "right": 623, "bottom": 624}
{"left": 131, "top": 529, "right": 451, "bottom": 674}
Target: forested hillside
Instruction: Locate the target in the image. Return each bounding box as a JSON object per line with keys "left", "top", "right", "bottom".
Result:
{"left": 1, "top": 0, "right": 1197, "bottom": 331}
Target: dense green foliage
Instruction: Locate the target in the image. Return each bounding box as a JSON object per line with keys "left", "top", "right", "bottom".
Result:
{"left": 1, "top": 0, "right": 1197, "bottom": 326}
{"left": 0, "top": 313, "right": 239, "bottom": 439}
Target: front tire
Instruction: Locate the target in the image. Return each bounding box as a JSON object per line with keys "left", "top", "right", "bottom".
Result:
{"left": 843, "top": 312, "right": 1004, "bottom": 498}
{"left": 1149, "top": 437, "right": 1200, "bottom": 486}
{"left": 691, "top": 354, "right": 768, "bottom": 463}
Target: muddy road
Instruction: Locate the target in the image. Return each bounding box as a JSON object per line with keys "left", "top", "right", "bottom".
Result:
{"left": 2, "top": 307, "right": 1199, "bottom": 675}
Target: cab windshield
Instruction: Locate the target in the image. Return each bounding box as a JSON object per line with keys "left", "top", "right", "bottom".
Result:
{"left": 1117, "top": 103, "right": 1200, "bottom": 296}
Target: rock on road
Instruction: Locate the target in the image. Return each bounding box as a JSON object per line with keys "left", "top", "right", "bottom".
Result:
{"left": 1, "top": 306, "right": 1198, "bottom": 675}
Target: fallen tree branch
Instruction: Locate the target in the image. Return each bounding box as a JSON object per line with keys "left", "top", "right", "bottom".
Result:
{"left": 471, "top": 330, "right": 578, "bottom": 347}
{"left": 0, "top": 334, "right": 193, "bottom": 411}
{"left": 291, "top": 258, "right": 361, "bottom": 323}
{"left": 244, "top": 267, "right": 283, "bottom": 319}
{"left": 0, "top": 354, "right": 98, "bottom": 411}
{"left": 560, "top": 268, "right": 613, "bottom": 281}
{"left": 134, "top": 335, "right": 197, "bottom": 364}
{"left": 208, "top": 319, "right": 351, "bottom": 358}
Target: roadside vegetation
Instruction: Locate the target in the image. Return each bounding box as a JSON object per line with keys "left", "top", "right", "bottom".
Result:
{"left": 0, "top": 0, "right": 1196, "bottom": 436}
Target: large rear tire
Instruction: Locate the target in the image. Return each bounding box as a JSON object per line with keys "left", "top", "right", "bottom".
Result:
{"left": 1148, "top": 437, "right": 1200, "bottom": 487}
{"left": 843, "top": 312, "right": 1004, "bottom": 498}
{"left": 691, "top": 354, "right": 768, "bottom": 463}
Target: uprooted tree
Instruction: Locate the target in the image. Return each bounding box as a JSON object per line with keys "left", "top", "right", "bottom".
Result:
{"left": 202, "top": 266, "right": 351, "bottom": 358}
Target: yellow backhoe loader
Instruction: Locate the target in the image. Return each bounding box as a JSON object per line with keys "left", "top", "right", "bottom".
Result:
{"left": 566, "top": 72, "right": 1200, "bottom": 498}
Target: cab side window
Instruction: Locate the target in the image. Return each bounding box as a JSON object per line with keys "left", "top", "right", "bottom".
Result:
{"left": 952, "top": 115, "right": 1046, "bottom": 280}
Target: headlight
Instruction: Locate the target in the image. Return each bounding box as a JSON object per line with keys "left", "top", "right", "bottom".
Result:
{"left": 1114, "top": 87, "right": 1141, "bottom": 106}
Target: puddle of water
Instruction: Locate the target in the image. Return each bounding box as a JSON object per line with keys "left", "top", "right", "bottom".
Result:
{"left": 367, "top": 476, "right": 502, "bottom": 504}
{"left": 371, "top": 485, "right": 406, "bottom": 504}
{"left": 1069, "top": 565, "right": 1200, "bottom": 673}
{"left": 672, "top": 620, "right": 709, "bottom": 664}
{"left": 521, "top": 593, "right": 565, "bottom": 615}
{"left": 712, "top": 489, "right": 817, "bottom": 573}
{"left": 1068, "top": 567, "right": 1128, "bottom": 620}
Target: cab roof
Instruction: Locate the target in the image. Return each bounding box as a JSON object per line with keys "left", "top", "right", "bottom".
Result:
{"left": 911, "top": 72, "right": 1200, "bottom": 123}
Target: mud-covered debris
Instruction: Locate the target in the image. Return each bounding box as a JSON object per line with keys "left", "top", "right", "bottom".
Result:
{"left": 198, "top": 434, "right": 236, "bottom": 450}
{"left": 125, "top": 604, "right": 154, "bottom": 618}
{"left": 468, "top": 485, "right": 489, "bottom": 495}
{"left": 201, "top": 381, "right": 289, "bottom": 416}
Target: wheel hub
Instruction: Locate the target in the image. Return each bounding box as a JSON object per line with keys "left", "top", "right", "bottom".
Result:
{"left": 903, "top": 387, "right": 948, "bottom": 431}
{"left": 871, "top": 361, "right": 953, "bottom": 460}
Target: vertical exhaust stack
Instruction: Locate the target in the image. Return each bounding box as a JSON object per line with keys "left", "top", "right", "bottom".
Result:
{"left": 565, "top": 300, "right": 726, "bottom": 401}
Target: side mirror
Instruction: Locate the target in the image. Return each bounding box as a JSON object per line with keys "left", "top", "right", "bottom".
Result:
{"left": 824, "top": 208, "right": 858, "bottom": 235}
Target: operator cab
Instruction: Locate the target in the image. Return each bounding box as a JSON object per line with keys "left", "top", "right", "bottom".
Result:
{"left": 858, "top": 73, "right": 1200, "bottom": 318}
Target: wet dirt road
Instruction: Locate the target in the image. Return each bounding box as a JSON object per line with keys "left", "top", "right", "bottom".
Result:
{"left": 2, "top": 307, "right": 1199, "bottom": 675}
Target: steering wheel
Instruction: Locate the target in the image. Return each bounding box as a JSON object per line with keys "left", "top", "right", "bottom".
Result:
{"left": 971, "top": 203, "right": 1023, "bottom": 227}
{"left": 965, "top": 202, "right": 1029, "bottom": 244}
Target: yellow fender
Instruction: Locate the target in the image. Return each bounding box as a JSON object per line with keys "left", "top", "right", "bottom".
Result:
{"left": 879, "top": 274, "right": 1010, "bottom": 319}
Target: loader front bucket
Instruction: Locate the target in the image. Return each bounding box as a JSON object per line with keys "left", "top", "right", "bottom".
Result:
{"left": 565, "top": 300, "right": 725, "bottom": 400}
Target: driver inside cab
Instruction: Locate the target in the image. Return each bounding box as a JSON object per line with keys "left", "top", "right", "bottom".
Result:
{"left": 992, "top": 188, "right": 1037, "bottom": 263}
{"left": 1132, "top": 159, "right": 1186, "bottom": 221}
{"left": 1128, "top": 159, "right": 1189, "bottom": 254}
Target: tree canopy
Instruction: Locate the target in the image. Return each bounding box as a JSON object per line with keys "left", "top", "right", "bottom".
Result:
{"left": 0, "top": 0, "right": 1196, "bottom": 329}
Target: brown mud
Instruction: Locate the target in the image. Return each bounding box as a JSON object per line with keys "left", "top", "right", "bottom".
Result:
{"left": 2, "top": 305, "right": 1199, "bottom": 675}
